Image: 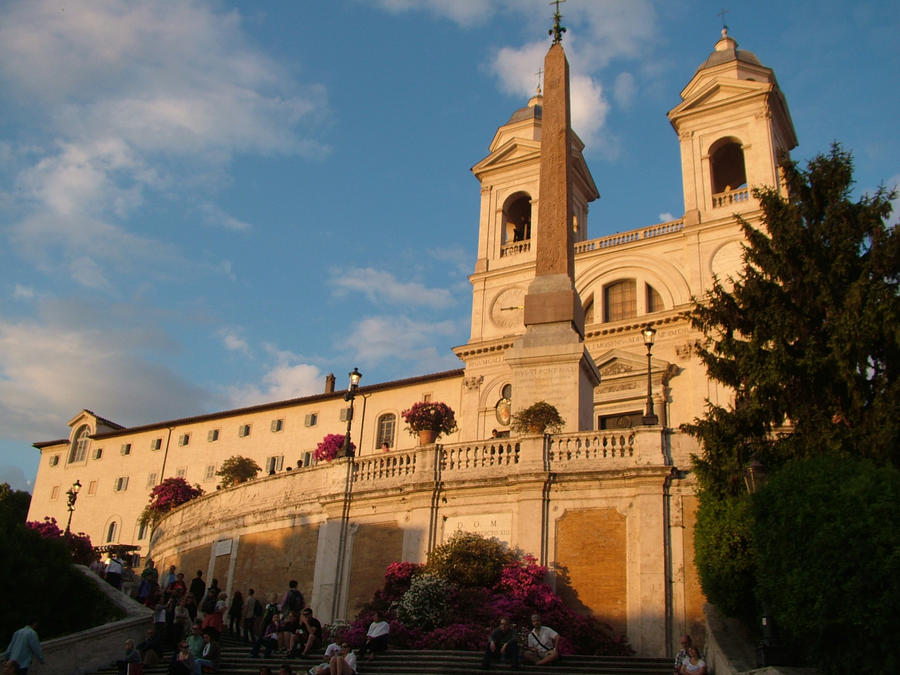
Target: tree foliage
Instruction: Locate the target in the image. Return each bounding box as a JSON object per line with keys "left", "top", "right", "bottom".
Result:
{"left": 685, "top": 145, "right": 899, "bottom": 496}
{"left": 216, "top": 455, "right": 261, "bottom": 488}
{"left": 0, "top": 485, "right": 123, "bottom": 641}
{"left": 753, "top": 455, "right": 900, "bottom": 674}
{"left": 425, "top": 531, "right": 515, "bottom": 588}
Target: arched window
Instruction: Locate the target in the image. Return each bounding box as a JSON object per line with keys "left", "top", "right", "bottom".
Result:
{"left": 646, "top": 284, "right": 664, "bottom": 313}
{"left": 106, "top": 521, "right": 118, "bottom": 543}
{"left": 502, "top": 193, "right": 532, "bottom": 243}
{"left": 69, "top": 425, "right": 90, "bottom": 464}
{"left": 375, "top": 413, "right": 396, "bottom": 449}
{"left": 710, "top": 139, "right": 747, "bottom": 194}
{"left": 604, "top": 280, "right": 636, "bottom": 322}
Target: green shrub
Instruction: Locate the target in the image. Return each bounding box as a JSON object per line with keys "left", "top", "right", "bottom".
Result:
{"left": 425, "top": 531, "right": 515, "bottom": 588}
{"left": 693, "top": 491, "right": 756, "bottom": 623}
{"left": 753, "top": 454, "right": 900, "bottom": 674}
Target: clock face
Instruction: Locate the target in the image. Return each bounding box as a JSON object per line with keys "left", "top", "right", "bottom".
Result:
{"left": 490, "top": 287, "right": 525, "bottom": 329}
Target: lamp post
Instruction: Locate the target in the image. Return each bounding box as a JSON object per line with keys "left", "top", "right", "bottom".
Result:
{"left": 341, "top": 367, "right": 362, "bottom": 457}
{"left": 641, "top": 325, "right": 659, "bottom": 425}
{"left": 64, "top": 479, "right": 82, "bottom": 538}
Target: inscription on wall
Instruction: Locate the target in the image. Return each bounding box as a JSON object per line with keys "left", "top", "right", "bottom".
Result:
{"left": 443, "top": 513, "right": 512, "bottom": 544}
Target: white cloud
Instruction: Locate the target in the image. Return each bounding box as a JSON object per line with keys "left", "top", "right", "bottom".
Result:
{"left": 342, "top": 315, "right": 462, "bottom": 369}
{"left": 0, "top": 0, "right": 329, "bottom": 288}
{"left": 368, "top": 0, "right": 496, "bottom": 27}
{"left": 227, "top": 358, "right": 323, "bottom": 408}
{"left": 0, "top": 301, "right": 215, "bottom": 444}
{"left": 12, "top": 285, "right": 35, "bottom": 300}
{"left": 658, "top": 212, "right": 675, "bottom": 223}
{"left": 330, "top": 268, "right": 456, "bottom": 308}
{"left": 613, "top": 72, "right": 636, "bottom": 108}
{"left": 222, "top": 330, "right": 251, "bottom": 355}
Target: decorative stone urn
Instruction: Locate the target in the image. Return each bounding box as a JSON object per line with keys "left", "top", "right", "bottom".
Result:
{"left": 418, "top": 429, "right": 437, "bottom": 445}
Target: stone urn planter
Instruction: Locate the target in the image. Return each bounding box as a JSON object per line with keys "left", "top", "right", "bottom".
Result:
{"left": 418, "top": 429, "right": 438, "bottom": 445}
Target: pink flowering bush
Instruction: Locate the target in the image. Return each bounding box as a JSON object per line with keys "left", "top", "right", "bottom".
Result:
{"left": 314, "top": 433, "right": 355, "bottom": 462}
{"left": 139, "top": 477, "right": 203, "bottom": 527}
{"left": 342, "top": 532, "right": 633, "bottom": 656}
{"left": 26, "top": 516, "right": 94, "bottom": 564}
{"left": 401, "top": 401, "right": 458, "bottom": 436}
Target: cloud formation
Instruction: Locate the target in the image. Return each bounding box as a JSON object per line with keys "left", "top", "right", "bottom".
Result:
{"left": 331, "top": 268, "right": 456, "bottom": 308}
{"left": 342, "top": 315, "right": 463, "bottom": 371}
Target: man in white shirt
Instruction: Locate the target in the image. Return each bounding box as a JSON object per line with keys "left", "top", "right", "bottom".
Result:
{"left": 523, "top": 613, "right": 559, "bottom": 666}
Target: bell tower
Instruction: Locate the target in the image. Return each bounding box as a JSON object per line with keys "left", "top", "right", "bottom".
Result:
{"left": 668, "top": 28, "right": 797, "bottom": 226}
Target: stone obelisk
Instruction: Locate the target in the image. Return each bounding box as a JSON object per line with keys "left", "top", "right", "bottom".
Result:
{"left": 506, "top": 27, "right": 600, "bottom": 432}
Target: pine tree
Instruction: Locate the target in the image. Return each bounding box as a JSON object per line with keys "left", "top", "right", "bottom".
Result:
{"left": 685, "top": 144, "right": 899, "bottom": 496}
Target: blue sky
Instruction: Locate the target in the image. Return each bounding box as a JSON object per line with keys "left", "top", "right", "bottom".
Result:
{"left": 1, "top": 0, "right": 897, "bottom": 492}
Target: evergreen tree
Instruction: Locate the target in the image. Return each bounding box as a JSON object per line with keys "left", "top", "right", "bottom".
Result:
{"left": 685, "top": 144, "right": 899, "bottom": 496}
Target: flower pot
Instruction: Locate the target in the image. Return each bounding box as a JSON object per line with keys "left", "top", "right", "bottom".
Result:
{"left": 418, "top": 429, "right": 438, "bottom": 445}
{"left": 528, "top": 424, "right": 544, "bottom": 435}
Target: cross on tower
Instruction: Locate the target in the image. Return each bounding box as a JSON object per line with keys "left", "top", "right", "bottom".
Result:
{"left": 535, "top": 67, "right": 544, "bottom": 95}
{"left": 549, "top": 0, "right": 566, "bottom": 45}
{"left": 717, "top": 7, "right": 730, "bottom": 33}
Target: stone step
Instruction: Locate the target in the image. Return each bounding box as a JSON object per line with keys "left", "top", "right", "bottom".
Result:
{"left": 94, "top": 634, "right": 672, "bottom": 675}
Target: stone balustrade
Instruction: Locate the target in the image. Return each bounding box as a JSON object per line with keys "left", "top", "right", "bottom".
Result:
{"left": 712, "top": 186, "right": 750, "bottom": 208}
{"left": 574, "top": 218, "right": 685, "bottom": 254}
{"left": 500, "top": 240, "right": 532, "bottom": 257}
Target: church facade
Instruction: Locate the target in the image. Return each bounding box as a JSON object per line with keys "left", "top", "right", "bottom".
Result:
{"left": 27, "top": 31, "right": 796, "bottom": 657}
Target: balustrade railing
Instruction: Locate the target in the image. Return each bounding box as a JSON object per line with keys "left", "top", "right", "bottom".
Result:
{"left": 352, "top": 450, "right": 417, "bottom": 483}
{"left": 441, "top": 440, "right": 519, "bottom": 471}
{"left": 712, "top": 187, "right": 750, "bottom": 208}
{"left": 574, "top": 218, "right": 684, "bottom": 254}
{"left": 500, "top": 240, "right": 531, "bottom": 257}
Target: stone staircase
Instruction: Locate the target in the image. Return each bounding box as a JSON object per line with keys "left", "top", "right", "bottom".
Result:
{"left": 94, "top": 632, "right": 673, "bottom": 675}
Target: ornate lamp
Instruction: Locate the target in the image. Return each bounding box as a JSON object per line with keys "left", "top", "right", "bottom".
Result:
{"left": 64, "top": 479, "right": 82, "bottom": 537}
{"left": 641, "top": 325, "right": 659, "bottom": 425}
{"left": 341, "top": 368, "right": 362, "bottom": 457}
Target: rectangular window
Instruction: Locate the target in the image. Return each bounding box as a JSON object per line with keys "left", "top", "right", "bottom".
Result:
{"left": 178, "top": 433, "right": 190, "bottom": 446}
{"left": 50, "top": 485, "right": 60, "bottom": 500}
{"left": 270, "top": 418, "right": 284, "bottom": 433}
{"left": 304, "top": 413, "right": 318, "bottom": 427}
{"left": 137, "top": 521, "right": 148, "bottom": 540}
{"left": 376, "top": 414, "right": 397, "bottom": 449}
{"left": 207, "top": 429, "right": 219, "bottom": 442}
{"left": 598, "top": 411, "right": 643, "bottom": 430}
{"left": 265, "top": 456, "right": 284, "bottom": 474}
{"left": 302, "top": 451, "right": 313, "bottom": 467}
{"left": 88, "top": 480, "right": 97, "bottom": 496}
{"left": 238, "top": 424, "right": 251, "bottom": 438}
{"left": 93, "top": 447, "right": 103, "bottom": 460}
{"left": 646, "top": 283, "right": 664, "bottom": 313}
{"left": 339, "top": 407, "right": 352, "bottom": 422}
{"left": 150, "top": 438, "right": 162, "bottom": 451}
{"left": 604, "top": 280, "right": 637, "bottom": 322}
{"left": 204, "top": 465, "right": 216, "bottom": 480}
{"left": 121, "top": 443, "right": 132, "bottom": 455}
{"left": 146, "top": 472, "right": 158, "bottom": 488}
{"left": 49, "top": 455, "right": 59, "bottom": 467}
{"left": 114, "top": 476, "right": 129, "bottom": 492}
{"left": 176, "top": 467, "right": 186, "bottom": 478}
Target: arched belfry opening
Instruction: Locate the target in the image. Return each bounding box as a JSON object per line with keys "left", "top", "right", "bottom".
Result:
{"left": 709, "top": 138, "right": 747, "bottom": 193}
{"left": 503, "top": 192, "right": 532, "bottom": 243}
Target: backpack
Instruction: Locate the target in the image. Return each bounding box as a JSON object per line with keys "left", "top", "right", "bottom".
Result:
{"left": 286, "top": 588, "right": 304, "bottom": 613}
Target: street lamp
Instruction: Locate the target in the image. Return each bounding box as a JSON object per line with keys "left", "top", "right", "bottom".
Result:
{"left": 64, "top": 479, "right": 82, "bottom": 537}
{"left": 742, "top": 456, "right": 767, "bottom": 495}
{"left": 641, "top": 325, "right": 659, "bottom": 425}
{"left": 341, "top": 367, "right": 362, "bottom": 457}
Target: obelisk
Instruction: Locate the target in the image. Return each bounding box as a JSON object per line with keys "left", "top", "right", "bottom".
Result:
{"left": 506, "top": 15, "right": 600, "bottom": 432}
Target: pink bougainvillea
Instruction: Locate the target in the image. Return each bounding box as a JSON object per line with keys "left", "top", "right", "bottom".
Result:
{"left": 26, "top": 516, "right": 94, "bottom": 564}
{"left": 314, "top": 433, "right": 355, "bottom": 462}
{"left": 140, "top": 477, "right": 203, "bottom": 526}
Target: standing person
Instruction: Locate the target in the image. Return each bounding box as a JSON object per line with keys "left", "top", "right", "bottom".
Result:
{"left": 138, "top": 560, "right": 159, "bottom": 602}
{"left": 360, "top": 611, "right": 389, "bottom": 661}
{"left": 1, "top": 620, "right": 44, "bottom": 675}
{"left": 242, "top": 589, "right": 261, "bottom": 643}
{"left": 163, "top": 565, "right": 177, "bottom": 591}
{"left": 188, "top": 571, "right": 206, "bottom": 604}
{"left": 280, "top": 580, "right": 304, "bottom": 615}
{"left": 523, "top": 614, "right": 559, "bottom": 666}
{"left": 106, "top": 554, "right": 125, "bottom": 590}
{"left": 480, "top": 616, "right": 518, "bottom": 670}
{"left": 227, "top": 591, "right": 244, "bottom": 635}
{"left": 115, "top": 639, "right": 141, "bottom": 675}
{"left": 673, "top": 634, "right": 692, "bottom": 673}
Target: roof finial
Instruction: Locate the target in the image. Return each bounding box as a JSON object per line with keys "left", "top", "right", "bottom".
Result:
{"left": 718, "top": 7, "right": 730, "bottom": 37}
{"left": 535, "top": 67, "right": 544, "bottom": 96}
{"left": 549, "top": 0, "right": 566, "bottom": 45}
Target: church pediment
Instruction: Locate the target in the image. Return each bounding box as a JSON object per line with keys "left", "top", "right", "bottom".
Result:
{"left": 472, "top": 138, "right": 541, "bottom": 178}
{"left": 670, "top": 78, "right": 771, "bottom": 121}
{"left": 594, "top": 349, "right": 667, "bottom": 379}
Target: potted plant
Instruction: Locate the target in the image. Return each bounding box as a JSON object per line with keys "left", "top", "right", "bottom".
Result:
{"left": 402, "top": 401, "right": 458, "bottom": 445}
{"left": 510, "top": 401, "right": 565, "bottom": 434}
{"left": 315, "top": 433, "right": 355, "bottom": 462}
{"left": 216, "top": 455, "right": 262, "bottom": 488}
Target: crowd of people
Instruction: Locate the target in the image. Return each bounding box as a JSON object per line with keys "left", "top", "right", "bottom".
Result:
{"left": 5, "top": 558, "right": 706, "bottom": 674}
